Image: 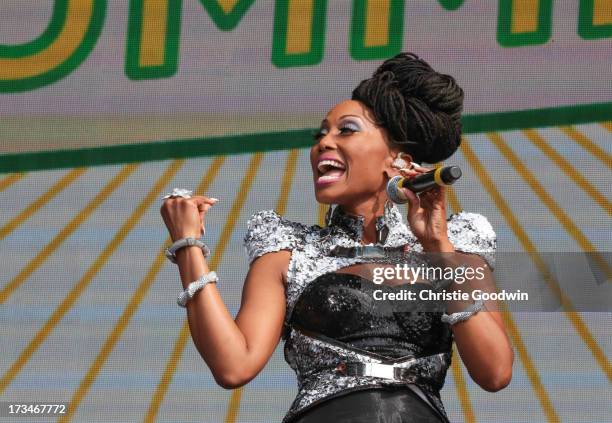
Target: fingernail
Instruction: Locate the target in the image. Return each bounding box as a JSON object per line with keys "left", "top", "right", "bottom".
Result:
{"left": 210, "top": 197, "right": 219, "bottom": 202}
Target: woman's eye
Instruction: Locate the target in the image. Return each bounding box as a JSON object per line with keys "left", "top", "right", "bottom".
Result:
{"left": 340, "top": 126, "right": 357, "bottom": 134}
{"left": 312, "top": 130, "right": 326, "bottom": 141}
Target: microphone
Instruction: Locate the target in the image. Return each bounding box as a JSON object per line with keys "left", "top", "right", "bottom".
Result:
{"left": 386, "top": 165, "right": 462, "bottom": 204}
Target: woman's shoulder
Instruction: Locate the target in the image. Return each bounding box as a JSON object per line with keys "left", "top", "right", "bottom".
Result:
{"left": 446, "top": 211, "right": 497, "bottom": 269}
{"left": 243, "top": 209, "right": 309, "bottom": 264}
{"left": 245, "top": 209, "right": 309, "bottom": 234}
{"left": 447, "top": 211, "right": 496, "bottom": 236}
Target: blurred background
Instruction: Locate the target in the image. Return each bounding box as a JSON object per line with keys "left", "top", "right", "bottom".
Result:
{"left": 1, "top": 1, "right": 610, "bottom": 422}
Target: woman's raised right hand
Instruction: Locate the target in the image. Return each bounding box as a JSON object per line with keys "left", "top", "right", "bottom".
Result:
{"left": 160, "top": 195, "right": 219, "bottom": 241}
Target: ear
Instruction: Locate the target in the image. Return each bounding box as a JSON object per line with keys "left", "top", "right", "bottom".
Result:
{"left": 383, "top": 150, "right": 414, "bottom": 179}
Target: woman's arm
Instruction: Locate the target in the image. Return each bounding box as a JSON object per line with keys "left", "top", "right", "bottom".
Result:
{"left": 425, "top": 243, "right": 514, "bottom": 392}
{"left": 175, "top": 246, "right": 289, "bottom": 389}
{"left": 395, "top": 162, "right": 513, "bottom": 392}
{"left": 160, "top": 194, "right": 288, "bottom": 389}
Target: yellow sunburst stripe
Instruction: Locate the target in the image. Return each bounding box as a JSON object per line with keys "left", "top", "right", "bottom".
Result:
{"left": 225, "top": 386, "right": 243, "bottom": 423}
{"left": 223, "top": 150, "right": 299, "bottom": 423}
{"left": 0, "top": 167, "right": 86, "bottom": 241}
{"left": 599, "top": 121, "right": 612, "bottom": 132}
{"left": 448, "top": 183, "right": 561, "bottom": 422}
{"left": 445, "top": 185, "right": 462, "bottom": 215}
{"left": 462, "top": 137, "right": 611, "bottom": 382}
{"left": 0, "top": 160, "right": 184, "bottom": 395}
{"left": 276, "top": 149, "right": 300, "bottom": 215}
{"left": 524, "top": 129, "right": 611, "bottom": 216}
{"left": 449, "top": 346, "right": 477, "bottom": 422}
{"left": 144, "top": 153, "right": 266, "bottom": 423}
{"left": 445, "top": 184, "right": 476, "bottom": 423}
{"left": 560, "top": 126, "right": 612, "bottom": 170}
{"left": 59, "top": 157, "right": 225, "bottom": 422}
{"left": 318, "top": 203, "right": 327, "bottom": 227}
{"left": 488, "top": 132, "right": 610, "bottom": 281}
{"left": 0, "top": 164, "right": 139, "bottom": 305}
{"left": 0, "top": 172, "right": 25, "bottom": 193}
{"left": 436, "top": 162, "right": 476, "bottom": 423}
{"left": 146, "top": 320, "right": 191, "bottom": 422}
{"left": 499, "top": 303, "right": 562, "bottom": 421}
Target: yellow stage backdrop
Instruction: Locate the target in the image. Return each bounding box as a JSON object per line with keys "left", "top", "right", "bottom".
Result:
{"left": 1, "top": 1, "right": 611, "bottom": 422}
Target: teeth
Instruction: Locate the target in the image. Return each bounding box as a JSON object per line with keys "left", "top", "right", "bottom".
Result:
{"left": 318, "top": 174, "right": 342, "bottom": 181}
{"left": 317, "top": 159, "right": 346, "bottom": 173}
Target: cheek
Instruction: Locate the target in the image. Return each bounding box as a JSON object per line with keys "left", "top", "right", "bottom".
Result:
{"left": 309, "top": 147, "right": 318, "bottom": 171}
{"left": 346, "top": 150, "right": 386, "bottom": 186}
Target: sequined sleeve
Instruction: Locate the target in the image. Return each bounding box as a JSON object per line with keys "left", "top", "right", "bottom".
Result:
{"left": 243, "top": 210, "right": 303, "bottom": 265}
{"left": 447, "top": 211, "right": 497, "bottom": 270}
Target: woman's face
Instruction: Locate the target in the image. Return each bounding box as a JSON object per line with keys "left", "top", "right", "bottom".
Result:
{"left": 310, "top": 99, "right": 399, "bottom": 206}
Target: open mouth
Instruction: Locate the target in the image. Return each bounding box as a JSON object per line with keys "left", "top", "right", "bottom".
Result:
{"left": 316, "top": 159, "right": 346, "bottom": 185}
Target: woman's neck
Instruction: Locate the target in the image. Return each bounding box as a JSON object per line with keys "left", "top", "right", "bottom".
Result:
{"left": 340, "top": 194, "right": 387, "bottom": 244}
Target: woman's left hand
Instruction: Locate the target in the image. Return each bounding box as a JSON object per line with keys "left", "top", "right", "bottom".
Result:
{"left": 398, "top": 163, "right": 454, "bottom": 252}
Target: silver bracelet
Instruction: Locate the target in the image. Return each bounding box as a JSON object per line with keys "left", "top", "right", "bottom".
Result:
{"left": 177, "top": 271, "right": 218, "bottom": 307}
{"left": 165, "top": 237, "right": 210, "bottom": 264}
{"left": 441, "top": 299, "right": 485, "bottom": 325}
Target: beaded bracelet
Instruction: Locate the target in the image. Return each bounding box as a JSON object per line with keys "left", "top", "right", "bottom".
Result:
{"left": 165, "top": 237, "right": 211, "bottom": 264}
{"left": 177, "top": 271, "right": 218, "bottom": 307}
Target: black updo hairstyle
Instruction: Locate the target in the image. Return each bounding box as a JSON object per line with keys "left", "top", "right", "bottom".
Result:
{"left": 351, "top": 52, "right": 464, "bottom": 164}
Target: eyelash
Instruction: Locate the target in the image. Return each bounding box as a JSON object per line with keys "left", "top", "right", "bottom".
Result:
{"left": 312, "top": 126, "right": 356, "bottom": 141}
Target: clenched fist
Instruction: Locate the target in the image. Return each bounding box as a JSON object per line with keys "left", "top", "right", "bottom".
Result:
{"left": 160, "top": 195, "right": 219, "bottom": 242}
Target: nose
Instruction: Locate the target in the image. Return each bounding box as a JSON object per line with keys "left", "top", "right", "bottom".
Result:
{"left": 316, "top": 132, "right": 336, "bottom": 152}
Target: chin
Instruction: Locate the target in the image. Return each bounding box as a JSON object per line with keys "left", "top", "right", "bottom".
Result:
{"left": 314, "top": 184, "right": 343, "bottom": 205}
{"left": 314, "top": 190, "right": 334, "bottom": 205}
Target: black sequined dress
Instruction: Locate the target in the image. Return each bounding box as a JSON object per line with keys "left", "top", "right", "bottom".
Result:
{"left": 243, "top": 203, "right": 496, "bottom": 423}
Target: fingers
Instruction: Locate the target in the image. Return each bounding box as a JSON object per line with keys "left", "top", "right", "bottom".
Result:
{"left": 401, "top": 186, "right": 420, "bottom": 219}
{"left": 193, "top": 196, "right": 219, "bottom": 235}
{"left": 163, "top": 195, "right": 219, "bottom": 209}
{"left": 397, "top": 163, "right": 441, "bottom": 215}
{"left": 398, "top": 162, "right": 432, "bottom": 179}
{"left": 161, "top": 194, "right": 219, "bottom": 238}
{"left": 192, "top": 195, "right": 219, "bottom": 206}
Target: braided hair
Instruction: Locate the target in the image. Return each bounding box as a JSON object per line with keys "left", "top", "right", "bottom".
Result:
{"left": 351, "top": 52, "right": 464, "bottom": 164}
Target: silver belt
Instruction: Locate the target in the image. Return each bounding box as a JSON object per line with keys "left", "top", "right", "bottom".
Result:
{"left": 335, "top": 353, "right": 446, "bottom": 383}
{"left": 339, "top": 361, "right": 413, "bottom": 380}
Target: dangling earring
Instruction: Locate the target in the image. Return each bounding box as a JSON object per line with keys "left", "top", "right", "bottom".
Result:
{"left": 384, "top": 199, "right": 397, "bottom": 220}
{"left": 325, "top": 204, "right": 334, "bottom": 227}
{"left": 375, "top": 200, "right": 395, "bottom": 244}
{"left": 391, "top": 152, "right": 409, "bottom": 170}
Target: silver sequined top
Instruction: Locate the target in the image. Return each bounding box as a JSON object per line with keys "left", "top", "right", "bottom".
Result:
{"left": 243, "top": 203, "right": 496, "bottom": 422}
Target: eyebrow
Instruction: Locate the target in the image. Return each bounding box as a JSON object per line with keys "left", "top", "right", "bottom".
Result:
{"left": 320, "top": 114, "right": 363, "bottom": 125}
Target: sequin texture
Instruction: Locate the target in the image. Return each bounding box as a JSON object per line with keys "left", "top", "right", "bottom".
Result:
{"left": 243, "top": 204, "right": 496, "bottom": 423}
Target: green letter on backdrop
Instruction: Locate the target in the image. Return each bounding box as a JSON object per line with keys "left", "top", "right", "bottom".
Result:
{"left": 0, "top": 0, "right": 106, "bottom": 93}
{"left": 578, "top": 0, "right": 612, "bottom": 40}
{"left": 126, "top": 0, "right": 255, "bottom": 80}
{"left": 125, "top": 0, "right": 182, "bottom": 80}
{"left": 272, "top": 0, "right": 328, "bottom": 68}
{"left": 349, "top": 0, "right": 405, "bottom": 61}
{"left": 497, "top": 0, "right": 552, "bottom": 47}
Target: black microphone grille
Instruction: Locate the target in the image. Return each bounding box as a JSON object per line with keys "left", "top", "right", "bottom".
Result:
{"left": 441, "top": 166, "right": 462, "bottom": 184}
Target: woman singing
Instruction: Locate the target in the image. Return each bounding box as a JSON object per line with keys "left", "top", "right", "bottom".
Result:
{"left": 160, "top": 52, "right": 513, "bottom": 423}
